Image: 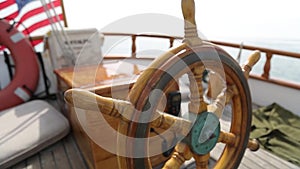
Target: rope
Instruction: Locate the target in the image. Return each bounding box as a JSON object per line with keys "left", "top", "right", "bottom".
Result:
{"left": 40, "top": 0, "right": 75, "bottom": 65}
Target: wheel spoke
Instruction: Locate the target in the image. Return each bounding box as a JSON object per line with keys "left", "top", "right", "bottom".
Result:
{"left": 218, "top": 131, "right": 260, "bottom": 151}
{"left": 162, "top": 142, "right": 193, "bottom": 169}
{"left": 207, "top": 84, "right": 238, "bottom": 118}
{"left": 218, "top": 131, "right": 236, "bottom": 146}
{"left": 242, "top": 50, "right": 261, "bottom": 79}
{"left": 65, "top": 88, "right": 195, "bottom": 137}
{"left": 247, "top": 139, "right": 260, "bottom": 151}
{"left": 207, "top": 91, "right": 226, "bottom": 118}
{"left": 64, "top": 88, "right": 134, "bottom": 122}
{"left": 150, "top": 112, "right": 192, "bottom": 136}
{"left": 193, "top": 153, "right": 210, "bottom": 169}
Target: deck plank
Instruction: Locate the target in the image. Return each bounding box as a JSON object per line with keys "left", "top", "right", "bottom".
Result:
{"left": 251, "top": 149, "right": 300, "bottom": 169}
{"left": 238, "top": 163, "right": 251, "bottom": 169}
{"left": 26, "top": 155, "right": 41, "bottom": 169}
{"left": 243, "top": 150, "right": 274, "bottom": 169}
{"left": 52, "top": 141, "right": 72, "bottom": 169}
{"left": 40, "top": 148, "right": 56, "bottom": 169}
{"left": 242, "top": 150, "right": 282, "bottom": 169}
{"left": 62, "top": 135, "right": 88, "bottom": 169}
{"left": 11, "top": 161, "right": 26, "bottom": 169}
{"left": 8, "top": 134, "right": 88, "bottom": 169}
{"left": 240, "top": 154, "right": 271, "bottom": 169}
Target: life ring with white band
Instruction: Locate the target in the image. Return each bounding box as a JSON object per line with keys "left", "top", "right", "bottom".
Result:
{"left": 0, "top": 19, "right": 39, "bottom": 111}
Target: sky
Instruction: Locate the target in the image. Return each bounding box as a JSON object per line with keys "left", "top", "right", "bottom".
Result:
{"left": 63, "top": 0, "right": 300, "bottom": 41}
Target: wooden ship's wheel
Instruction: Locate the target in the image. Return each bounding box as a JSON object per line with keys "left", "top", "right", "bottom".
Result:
{"left": 65, "top": 0, "right": 261, "bottom": 168}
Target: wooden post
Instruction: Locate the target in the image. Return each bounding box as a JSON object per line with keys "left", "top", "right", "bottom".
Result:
{"left": 131, "top": 35, "right": 136, "bottom": 58}
{"left": 262, "top": 52, "right": 272, "bottom": 79}
{"left": 169, "top": 37, "right": 174, "bottom": 48}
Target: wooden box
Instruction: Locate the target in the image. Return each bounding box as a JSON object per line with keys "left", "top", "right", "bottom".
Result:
{"left": 54, "top": 60, "right": 177, "bottom": 169}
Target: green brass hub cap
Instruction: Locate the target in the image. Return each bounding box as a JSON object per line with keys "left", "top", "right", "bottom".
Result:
{"left": 190, "top": 111, "right": 220, "bottom": 155}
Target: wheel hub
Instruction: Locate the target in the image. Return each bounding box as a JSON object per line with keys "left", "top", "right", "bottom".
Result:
{"left": 190, "top": 112, "right": 220, "bottom": 155}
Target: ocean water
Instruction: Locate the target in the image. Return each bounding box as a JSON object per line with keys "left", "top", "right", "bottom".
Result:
{"left": 102, "top": 36, "right": 300, "bottom": 84}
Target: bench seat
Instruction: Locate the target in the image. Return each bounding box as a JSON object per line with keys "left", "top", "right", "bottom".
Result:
{"left": 0, "top": 100, "right": 70, "bottom": 168}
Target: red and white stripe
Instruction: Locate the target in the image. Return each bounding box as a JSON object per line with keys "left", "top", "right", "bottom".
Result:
{"left": 0, "top": 0, "right": 64, "bottom": 40}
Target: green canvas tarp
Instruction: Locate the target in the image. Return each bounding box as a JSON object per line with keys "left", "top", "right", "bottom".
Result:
{"left": 250, "top": 103, "right": 300, "bottom": 166}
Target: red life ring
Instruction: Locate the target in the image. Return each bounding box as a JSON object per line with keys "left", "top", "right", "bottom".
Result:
{"left": 0, "top": 19, "right": 39, "bottom": 111}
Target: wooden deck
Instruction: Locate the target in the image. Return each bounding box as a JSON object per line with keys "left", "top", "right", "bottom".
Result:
{"left": 8, "top": 134, "right": 89, "bottom": 169}
{"left": 181, "top": 141, "right": 300, "bottom": 169}
{"left": 8, "top": 127, "right": 299, "bottom": 169}
{"left": 7, "top": 102, "right": 300, "bottom": 169}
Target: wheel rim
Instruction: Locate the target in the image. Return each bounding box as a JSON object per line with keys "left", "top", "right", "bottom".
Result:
{"left": 120, "top": 45, "right": 252, "bottom": 169}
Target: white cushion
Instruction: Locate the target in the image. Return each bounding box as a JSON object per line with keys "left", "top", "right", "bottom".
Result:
{"left": 0, "top": 100, "right": 70, "bottom": 168}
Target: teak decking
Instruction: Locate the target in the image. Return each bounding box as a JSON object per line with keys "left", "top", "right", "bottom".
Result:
{"left": 8, "top": 134, "right": 88, "bottom": 169}
{"left": 8, "top": 125, "right": 299, "bottom": 169}
{"left": 6, "top": 100, "right": 299, "bottom": 169}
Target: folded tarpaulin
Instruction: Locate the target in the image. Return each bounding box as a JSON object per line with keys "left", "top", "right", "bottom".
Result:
{"left": 250, "top": 103, "right": 300, "bottom": 166}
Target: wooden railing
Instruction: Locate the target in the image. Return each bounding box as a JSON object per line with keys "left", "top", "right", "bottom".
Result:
{"left": 30, "top": 32, "right": 300, "bottom": 90}
{"left": 210, "top": 40, "right": 300, "bottom": 90}
{"left": 102, "top": 32, "right": 182, "bottom": 58}
{"left": 101, "top": 33, "right": 300, "bottom": 90}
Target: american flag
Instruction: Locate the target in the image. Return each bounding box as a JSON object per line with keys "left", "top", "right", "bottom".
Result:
{"left": 0, "top": 0, "right": 65, "bottom": 46}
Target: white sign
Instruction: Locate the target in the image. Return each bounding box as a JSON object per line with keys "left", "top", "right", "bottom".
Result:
{"left": 46, "top": 28, "right": 104, "bottom": 69}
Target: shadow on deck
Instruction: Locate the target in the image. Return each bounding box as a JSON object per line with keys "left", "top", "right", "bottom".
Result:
{"left": 9, "top": 134, "right": 88, "bottom": 169}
